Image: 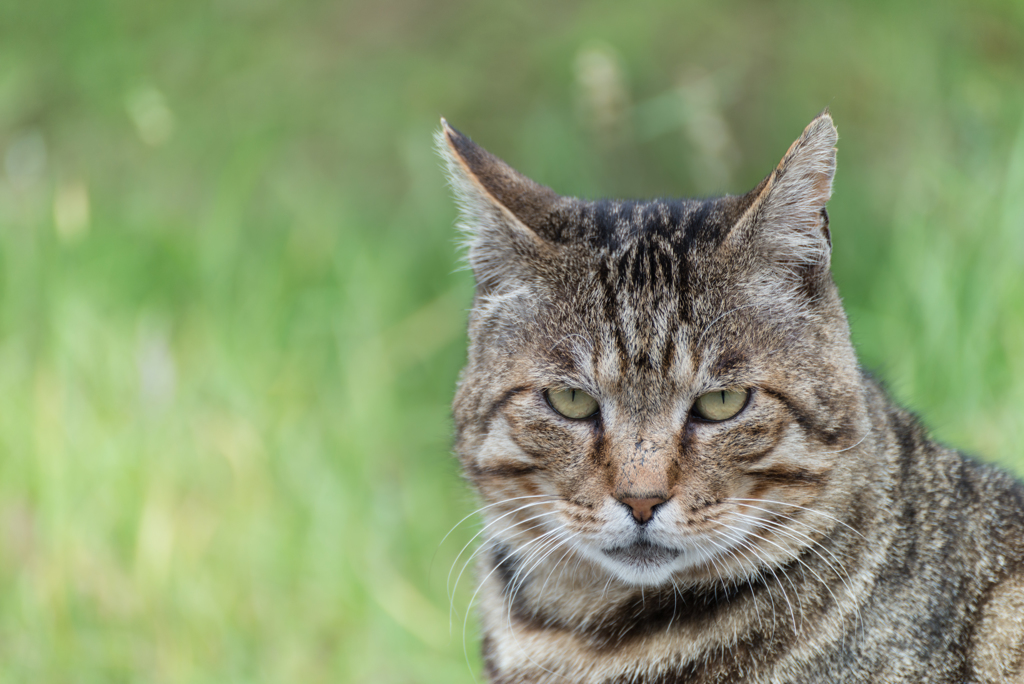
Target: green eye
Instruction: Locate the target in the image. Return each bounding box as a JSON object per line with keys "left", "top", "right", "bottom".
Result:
{"left": 692, "top": 389, "right": 749, "bottom": 422}
{"left": 546, "top": 388, "right": 599, "bottom": 419}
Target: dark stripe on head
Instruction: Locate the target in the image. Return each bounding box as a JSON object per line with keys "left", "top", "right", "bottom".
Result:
{"left": 713, "top": 349, "right": 747, "bottom": 375}
{"left": 748, "top": 465, "right": 830, "bottom": 487}
{"left": 483, "top": 385, "right": 529, "bottom": 433}
{"left": 467, "top": 461, "right": 540, "bottom": 479}
{"left": 734, "top": 444, "right": 779, "bottom": 465}
{"left": 760, "top": 387, "right": 850, "bottom": 447}
{"left": 660, "top": 319, "right": 678, "bottom": 373}
{"left": 590, "top": 200, "right": 636, "bottom": 248}
{"left": 686, "top": 200, "right": 714, "bottom": 242}
{"left": 596, "top": 259, "right": 630, "bottom": 366}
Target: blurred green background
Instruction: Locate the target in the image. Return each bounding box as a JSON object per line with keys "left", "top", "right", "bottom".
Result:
{"left": 0, "top": 0, "right": 1022, "bottom": 681}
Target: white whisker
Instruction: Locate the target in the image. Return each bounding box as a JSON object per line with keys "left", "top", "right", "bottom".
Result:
{"left": 461, "top": 531, "right": 561, "bottom": 683}
{"left": 505, "top": 532, "right": 574, "bottom": 682}
{"left": 728, "top": 507, "right": 855, "bottom": 587}
{"left": 727, "top": 498, "right": 866, "bottom": 539}
{"left": 710, "top": 529, "right": 778, "bottom": 631}
{"left": 720, "top": 521, "right": 838, "bottom": 632}
{"left": 449, "top": 509, "right": 558, "bottom": 627}
{"left": 702, "top": 532, "right": 771, "bottom": 632}
{"left": 447, "top": 499, "right": 557, "bottom": 610}
{"left": 717, "top": 527, "right": 798, "bottom": 633}
{"left": 819, "top": 426, "right": 872, "bottom": 454}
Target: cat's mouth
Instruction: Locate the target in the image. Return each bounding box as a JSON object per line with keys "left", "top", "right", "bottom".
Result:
{"left": 602, "top": 540, "right": 681, "bottom": 567}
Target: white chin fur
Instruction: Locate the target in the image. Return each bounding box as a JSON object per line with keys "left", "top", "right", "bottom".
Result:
{"left": 582, "top": 544, "right": 706, "bottom": 587}
{"left": 579, "top": 520, "right": 759, "bottom": 587}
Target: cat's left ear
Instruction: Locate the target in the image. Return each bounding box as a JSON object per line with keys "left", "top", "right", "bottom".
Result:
{"left": 437, "top": 119, "right": 563, "bottom": 294}
{"left": 733, "top": 111, "right": 837, "bottom": 276}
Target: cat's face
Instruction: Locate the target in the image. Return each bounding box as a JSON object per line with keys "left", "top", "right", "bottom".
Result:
{"left": 443, "top": 114, "right": 870, "bottom": 589}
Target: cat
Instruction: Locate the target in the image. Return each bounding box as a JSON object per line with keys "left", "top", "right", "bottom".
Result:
{"left": 437, "top": 111, "right": 1024, "bottom": 683}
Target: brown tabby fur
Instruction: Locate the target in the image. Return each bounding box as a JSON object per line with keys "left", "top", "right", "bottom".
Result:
{"left": 438, "top": 112, "right": 1024, "bottom": 683}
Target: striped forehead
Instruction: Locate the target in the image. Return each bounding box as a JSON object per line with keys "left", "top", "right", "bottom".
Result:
{"left": 560, "top": 198, "right": 734, "bottom": 407}
{"left": 565, "top": 198, "right": 726, "bottom": 254}
{"left": 582, "top": 199, "right": 727, "bottom": 350}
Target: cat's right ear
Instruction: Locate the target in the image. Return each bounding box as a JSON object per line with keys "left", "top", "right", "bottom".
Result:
{"left": 437, "top": 119, "right": 561, "bottom": 293}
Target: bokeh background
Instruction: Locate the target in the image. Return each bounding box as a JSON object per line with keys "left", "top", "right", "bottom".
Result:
{"left": 1, "top": 1, "right": 1023, "bottom": 681}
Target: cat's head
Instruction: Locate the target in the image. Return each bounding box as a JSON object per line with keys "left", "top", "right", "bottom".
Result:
{"left": 440, "top": 113, "right": 870, "bottom": 588}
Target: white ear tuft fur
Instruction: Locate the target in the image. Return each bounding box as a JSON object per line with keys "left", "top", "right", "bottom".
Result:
{"left": 435, "top": 122, "right": 492, "bottom": 277}
{"left": 740, "top": 111, "right": 838, "bottom": 276}
{"left": 436, "top": 120, "right": 558, "bottom": 294}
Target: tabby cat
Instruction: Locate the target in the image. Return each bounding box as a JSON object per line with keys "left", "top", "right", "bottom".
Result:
{"left": 438, "top": 112, "right": 1024, "bottom": 683}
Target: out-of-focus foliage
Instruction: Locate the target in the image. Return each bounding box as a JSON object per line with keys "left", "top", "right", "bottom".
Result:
{"left": 0, "top": 1, "right": 1021, "bottom": 681}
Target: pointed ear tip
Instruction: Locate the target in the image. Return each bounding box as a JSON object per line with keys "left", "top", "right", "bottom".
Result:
{"left": 437, "top": 118, "right": 461, "bottom": 152}
{"left": 804, "top": 111, "right": 838, "bottom": 147}
{"left": 808, "top": 111, "right": 835, "bottom": 127}
{"left": 817, "top": 108, "right": 837, "bottom": 128}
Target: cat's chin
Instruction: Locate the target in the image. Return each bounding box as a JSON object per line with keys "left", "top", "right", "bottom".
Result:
{"left": 594, "top": 541, "right": 695, "bottom": 587}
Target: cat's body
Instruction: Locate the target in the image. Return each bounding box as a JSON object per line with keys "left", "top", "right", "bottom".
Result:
{"left": 438, "top": 113, "right": 1024, "bottom": 683}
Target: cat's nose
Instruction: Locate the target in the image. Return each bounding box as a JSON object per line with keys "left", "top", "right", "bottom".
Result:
{"left": 618, "top": 496, "right": 667, "bottom": 524}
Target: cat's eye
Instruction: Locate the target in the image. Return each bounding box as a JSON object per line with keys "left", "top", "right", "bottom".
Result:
{"left": 692, "top": 389, "right": 749, "bottom": 422}
{"left": 546, "top": 388, "right": 599, "bottom": 420}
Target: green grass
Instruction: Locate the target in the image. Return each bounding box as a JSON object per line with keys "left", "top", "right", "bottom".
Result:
{"left": 0, "top": 1, "right": 1022, "bottom": 681}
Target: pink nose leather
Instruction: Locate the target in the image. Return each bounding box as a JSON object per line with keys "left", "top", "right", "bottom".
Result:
{"left": 619, "top": 497, "right": 667, "bottom": 523}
